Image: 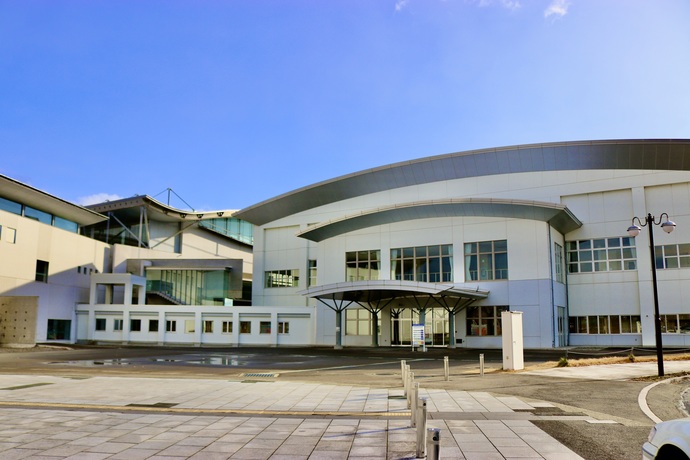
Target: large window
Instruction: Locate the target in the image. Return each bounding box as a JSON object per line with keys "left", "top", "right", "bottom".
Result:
{"left": 655, "top": 244, "right": 690, "bottom": 269}
{"left": 265, "top": 269, "right": 300, "bottom": 288}
{"left": 391, "top": 245, "right": 452, "bottom": 282}
{"left": 466, "top": 306, "right": 507, "bottom": 336}
{"left": 568, "top": 315, "right": 641, "bottom": 334}
{"left": 346, "top": 250, "right": 380, "bottom": 281}
{"left": 46, "top": 319, "right": 70, "bottom": 340}
{"left": 566, "top": 237, "right": 636, "bottom": 273}
{"left": 464, "top": 240, "right": 507, "bottom": 281}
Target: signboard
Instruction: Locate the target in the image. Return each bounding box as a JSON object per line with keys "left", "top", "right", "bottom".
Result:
{"left": 412, "top": 323, "right": 425, "bottom": 349}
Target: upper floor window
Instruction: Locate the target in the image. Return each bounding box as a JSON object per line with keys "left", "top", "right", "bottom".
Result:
{"left": 346, "top": 250, "right": 380, "bottom": 281}
{"left": 554, "top": 243, "right": 565, "bottom": 284}
{"left": 265, "top": 269, "right": 300, "bottom": 288}
{"left": 655, "top": 244, "right": 690, "bottom": 269}
{"left": 464, "top": 240, "right": 507, "bottom": 281}
{"left": 308, "top": 260, "right": 317, "bottom": 286}
{"left": 566, "top": 237, "right": 636, "bottom": 273}
{"left": 391, "top": 245, "right": 452, "bottom": 282}
{"left": 35, "top": 260, "right": 49, "bottom": 282}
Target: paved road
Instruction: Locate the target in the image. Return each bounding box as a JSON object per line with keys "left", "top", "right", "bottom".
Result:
{"left": 0, "top": 345, "right": 688, "bottom": 459}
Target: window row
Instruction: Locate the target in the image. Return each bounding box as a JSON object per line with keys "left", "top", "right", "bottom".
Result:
{"left": 568, "top": 315, "right": 641, "bottom": 334}
{"left": 0, "top": 196, "right": 78, "bottom": 233}
{"left": 272, "top": 241, "right": 507, "bottom": 288}
{"left": 94, "top": 318, "right": 290, "bottom": 334}
{"left": 566, "top": 237, "right": 636, "bottom": 273}
{"left": 659, "top": 314, "right": 690, "bottom": 334}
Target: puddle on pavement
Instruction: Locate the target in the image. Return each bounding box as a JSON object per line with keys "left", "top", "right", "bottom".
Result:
{"left": 48, "top": 354, "right": 251, "bottom": 367}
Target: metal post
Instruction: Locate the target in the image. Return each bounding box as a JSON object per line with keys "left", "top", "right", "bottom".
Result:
{"left": 407, "top": 371, "right": 415, "bottom": 409}
{"left": 646, "top": 213, "right": 665, "bottom": 377}
{"left": 411, "top": 382, "right": 419, "bottom": 426}
{"left": 444, "top": 356, "right": 449, "bottom": 381}
{"left": 480, "top": 353, "right": 484, "bottom": 377}
{"left": 416, "top": 397, "right": 428, "bottom": 458}
{"left": 427, "top": 427, "right": 441, "bottom": 460}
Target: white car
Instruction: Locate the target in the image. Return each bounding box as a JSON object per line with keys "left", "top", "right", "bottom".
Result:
{"left": 643, "top": 418, "right": 690, "bottom": 460}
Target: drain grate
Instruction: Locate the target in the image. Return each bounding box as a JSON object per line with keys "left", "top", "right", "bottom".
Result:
{"left": 241, "top": 373, "right": 279, "bottom": 378}
{"left": 1, "top": 383, "right": 54, "bottom": 391}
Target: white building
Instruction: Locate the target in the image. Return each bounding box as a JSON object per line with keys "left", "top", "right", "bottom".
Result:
{"left": 235, "top": 139, "right": 690, "bottom": 349}
{"left": 5, "top": 139, "right": 690, "bottom": 350}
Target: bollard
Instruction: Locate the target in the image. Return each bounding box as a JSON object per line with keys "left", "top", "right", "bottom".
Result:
{"left": 427, "top": 427, "right": 440, "bottom": 460}
{"left": 480, "top": 353, "right": 484, "bottom": 377}
{"left": 401, "top": 360, "right": 407, "bottom": 386}
{"left": 410, "top": 382, "right": 419, "bottom": 426}
{"left": 415, "top": 397, "right": 428, "bottom": 458}
{"left": 444, "top": 356, "right": 449, "bottom": 381}
{"left": 407, "top": 371, "right": 415, "bottom": 408}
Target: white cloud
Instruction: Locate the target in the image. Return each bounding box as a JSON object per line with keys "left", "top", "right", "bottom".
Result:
{"left": 395, "top": 0, "right": 409, "bottom": 11}
{"left": 77, "top": 193, "right": 123, "bottom": 206}
{"left": 501, "top": 0, "right": 522, "bottom": 11}
{"left": 544, "top": 0, "right": 570, "bottom": 19}
{"left": 474, "top": 0, "right": 521, "bottom": 10}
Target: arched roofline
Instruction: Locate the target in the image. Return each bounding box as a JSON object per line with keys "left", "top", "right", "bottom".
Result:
{"left": 296, "top": 198, "right": 582, "bottom": 242}
{"left": 299, "top": 280, "right": 489, "bottom": 303}
{"left": 234, "top": 139, "right": 690, "bottom": 226}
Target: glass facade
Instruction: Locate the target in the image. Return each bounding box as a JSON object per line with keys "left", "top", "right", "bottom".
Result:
{"left": 146, "top": 269, "right": 231, "bottom": 305}
{"left": 198, "top": 217, "right": 253, "bottom": 245}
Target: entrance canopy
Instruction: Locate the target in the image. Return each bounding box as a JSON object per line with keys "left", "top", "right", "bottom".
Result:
{"left": 300, "top": 280, "right": 489, "bottom": 348}
{"left": 300, "top": 280, "right": 489, "bottom": 304}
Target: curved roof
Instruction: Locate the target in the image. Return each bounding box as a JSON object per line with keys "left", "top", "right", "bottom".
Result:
{"left": 87, "top": 195, "right": 237, "bottom": 223}
{"left": 234, "top": 139, "right": 690, "bottom": 226}
{"left": 296, "top": 198, "right": 582, "bottom": 242}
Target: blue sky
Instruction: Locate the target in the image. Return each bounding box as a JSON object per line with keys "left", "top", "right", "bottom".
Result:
{"left": 1, "top": 1, "right": 689, "bottom": 211}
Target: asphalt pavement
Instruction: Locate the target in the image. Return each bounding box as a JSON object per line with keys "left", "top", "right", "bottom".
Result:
{"left": 0, "top": 345, "right": 688, "bottom": 459}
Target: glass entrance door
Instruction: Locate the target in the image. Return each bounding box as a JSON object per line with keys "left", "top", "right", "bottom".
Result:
{"left": 390, "top": 308, "right": 449, "bottom": 347}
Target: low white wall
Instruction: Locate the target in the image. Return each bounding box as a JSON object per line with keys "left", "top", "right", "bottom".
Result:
{"left": 76, "top": 304, "right": 315, "bottom": 347}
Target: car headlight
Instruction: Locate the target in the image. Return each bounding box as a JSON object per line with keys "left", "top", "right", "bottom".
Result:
{"left": 648, "top": 426, "right": 657, "bottom": 443}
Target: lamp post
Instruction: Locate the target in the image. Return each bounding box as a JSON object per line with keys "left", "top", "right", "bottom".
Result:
{"left": 627, "top": 213, "right": 676, "bottom": 377}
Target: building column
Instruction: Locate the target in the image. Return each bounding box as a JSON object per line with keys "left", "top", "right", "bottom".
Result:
{"left": 122, "top": 310, "right": 130, "bottom": 344}
{"left": 194, "top": 311, "right": 202, "bottom": 347}
{"left": 158, "top": 310, "right": 165, "bottom": 345}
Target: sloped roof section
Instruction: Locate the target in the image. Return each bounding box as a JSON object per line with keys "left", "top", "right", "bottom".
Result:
{"left": 234, "top": 139, "right": 690, "bottom": 226}
{"left": 0, "top": 174, "right": 107, "bottom": 226}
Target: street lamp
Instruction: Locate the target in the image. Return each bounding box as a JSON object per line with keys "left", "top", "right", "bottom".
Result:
{"left": 627, "top": 213, "right": 676, "bottom": 377}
